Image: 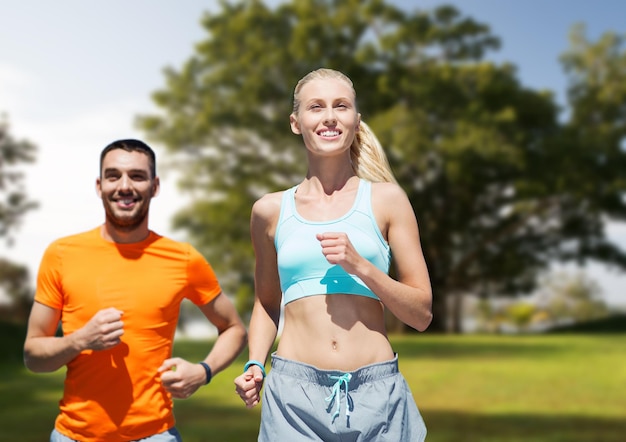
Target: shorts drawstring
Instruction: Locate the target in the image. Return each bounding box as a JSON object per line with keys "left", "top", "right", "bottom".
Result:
{"left": 325, "top": 373, "right": 353, "bottom": 422}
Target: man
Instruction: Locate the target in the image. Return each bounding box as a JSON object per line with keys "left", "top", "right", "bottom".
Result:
{"left": 24, "top": 139, "right": 247, "bottom": 441}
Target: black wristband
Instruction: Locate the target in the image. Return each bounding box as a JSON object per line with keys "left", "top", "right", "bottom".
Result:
{"left": 198, "top": 361, "right": 212, "bottom": 384}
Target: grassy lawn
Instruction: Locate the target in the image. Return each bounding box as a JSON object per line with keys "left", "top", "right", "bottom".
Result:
{"left": 2, "top": 332, "right": 624, "bottom": 441}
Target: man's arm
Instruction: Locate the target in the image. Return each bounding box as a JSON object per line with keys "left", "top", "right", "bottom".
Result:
{"left": 196, "top": 293, "right": 247, "bottom": 376}
{"left": 158, "top": 293, "right": 247, "bottom": 398}
{"left": 23, "top": 302, "right": 125, "bottom": 373}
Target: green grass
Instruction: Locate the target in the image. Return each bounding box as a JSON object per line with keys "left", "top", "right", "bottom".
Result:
{"left": 397, "top": 334, "right": 626, "bottom": 442}
{"left": 2, "top": 333, "right": 625, "bottom": 441}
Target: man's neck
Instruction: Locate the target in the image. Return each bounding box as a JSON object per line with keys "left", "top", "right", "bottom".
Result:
{"left": 100, "top": 223, "right": 150, "bottom": 244}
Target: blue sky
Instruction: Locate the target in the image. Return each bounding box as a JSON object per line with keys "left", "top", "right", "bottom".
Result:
{"left": 1, "top": 0, "right": 624, "bottom": 307}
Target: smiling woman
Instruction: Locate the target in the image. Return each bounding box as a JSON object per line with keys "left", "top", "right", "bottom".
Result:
{"left": 234, "top": 68, "right": 432, "bottom": 441}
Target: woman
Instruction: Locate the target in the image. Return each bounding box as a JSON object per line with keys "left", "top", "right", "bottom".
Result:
{"left": 235, "top": 68, "right": 432, "bottom": 441}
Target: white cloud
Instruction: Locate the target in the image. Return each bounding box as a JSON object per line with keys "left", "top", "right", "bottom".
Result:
{"left": 0, "top": 63, "right": 38, "bottom": 115}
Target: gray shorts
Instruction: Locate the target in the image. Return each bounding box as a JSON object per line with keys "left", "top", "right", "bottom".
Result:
{"left": 259, "top": 353, "right": 427, "bottom": 442}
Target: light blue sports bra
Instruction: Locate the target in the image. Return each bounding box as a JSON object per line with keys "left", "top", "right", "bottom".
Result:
{"left": 275, "top": 179, "right": 391, "bottom": 305}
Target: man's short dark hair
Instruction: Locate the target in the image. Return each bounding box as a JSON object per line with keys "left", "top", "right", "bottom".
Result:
{"left": 100, "top": 139, "right": 157, "bottom": 178}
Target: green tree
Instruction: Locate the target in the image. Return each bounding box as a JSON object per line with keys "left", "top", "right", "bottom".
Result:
{"left": 0, "top": 258, "right": 32, "bottom": 323}
{"left": 138, "top": 0, "right": 626, "bottom": 332}
{"left": 0, "top": 115, "right": 37, "bottom": 322}
{"left": 503, "top": 302, "right": 537, "bottom": 332}
{"left": 0, "top": 115, "right": 37, "bottom": 243}
{"left": 557, "top": 24, "right": 626, "bottom": 264}
{"left": 537, "top": 271, "right": 609, "bottom": 324}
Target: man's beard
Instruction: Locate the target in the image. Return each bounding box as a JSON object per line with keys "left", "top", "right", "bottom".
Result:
{"left": 103, "top": 200, "right": 149, "bottom": 232}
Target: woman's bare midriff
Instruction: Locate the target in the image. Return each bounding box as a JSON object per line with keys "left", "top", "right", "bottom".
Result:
{"left": 276, "top": 294, "right": 395, "bottom": 371}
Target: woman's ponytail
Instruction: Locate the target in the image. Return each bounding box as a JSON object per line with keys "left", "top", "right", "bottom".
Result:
{"left": 351, "top": 121, "right": 397, "bottom": 184}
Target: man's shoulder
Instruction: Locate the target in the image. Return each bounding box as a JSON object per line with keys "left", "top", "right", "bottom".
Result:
{"left": 146, "top": 231, "right": 198, "bottom": 256}
{"left": 48, "top": 227, "right": 101, "bottom": 248}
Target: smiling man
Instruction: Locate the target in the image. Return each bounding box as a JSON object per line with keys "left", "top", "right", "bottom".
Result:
{"left": 23, "top": 139, "right": 247, "bottom": 442}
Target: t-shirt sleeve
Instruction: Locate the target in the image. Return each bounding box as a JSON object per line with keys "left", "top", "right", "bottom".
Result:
{"left": 34, "top": 241, "right": 64, "bottom": 310}
{"left": 185, "top": 245, "right": 222, "bottom": 306}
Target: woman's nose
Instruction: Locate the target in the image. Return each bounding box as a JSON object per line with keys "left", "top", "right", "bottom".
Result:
{"left": 323, "top": 109, "right": 337, "bottom": 125}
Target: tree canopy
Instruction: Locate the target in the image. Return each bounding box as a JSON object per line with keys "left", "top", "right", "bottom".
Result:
{"left": 138, "top": 0, "right": 626, "bottom": 332}
{"left": 0, "top": 115, "right": 37, "bottom": 321}
{"left": 0, "top": 115, "right": 37, "bottom": 244}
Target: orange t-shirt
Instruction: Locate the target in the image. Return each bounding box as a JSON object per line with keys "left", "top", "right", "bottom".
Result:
{"left": 35, "top": 227, "right": 222, "bottom": 441}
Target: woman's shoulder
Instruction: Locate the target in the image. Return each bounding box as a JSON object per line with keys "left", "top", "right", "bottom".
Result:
{"left": 370, "top": 181, "right": 408, "bottom": 201}
{"left": 252, "top": 190, "right": 286, "bottom": 221}
{"left": 370, "top": 181, "right": 414, "bottom": 223}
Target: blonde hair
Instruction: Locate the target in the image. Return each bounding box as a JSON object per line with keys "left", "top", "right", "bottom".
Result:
{"left": 292, "top": 68, "right": 397, "bottom": 184}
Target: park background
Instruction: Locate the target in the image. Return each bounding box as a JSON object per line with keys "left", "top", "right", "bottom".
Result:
{"left": 1, "top": 0, "right": 625, "bottom": 441}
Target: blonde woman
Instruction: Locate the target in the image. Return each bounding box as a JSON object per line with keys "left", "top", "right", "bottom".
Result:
{"left": 235, "top": 68, "right": 432, "bottom": 441}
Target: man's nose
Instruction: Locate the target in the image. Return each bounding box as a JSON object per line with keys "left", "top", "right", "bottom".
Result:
{"left": 117, "top": 174, "right": 132, "bottom": 190}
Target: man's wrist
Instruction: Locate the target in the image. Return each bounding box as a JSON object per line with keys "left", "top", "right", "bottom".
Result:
{"left": 198, "top": 361, "right": 212, "bottom": 384}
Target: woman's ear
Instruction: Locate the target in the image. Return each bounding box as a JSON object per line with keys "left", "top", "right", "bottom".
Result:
{"left": 290, "top": 113, "right": 301, "bottom": 135}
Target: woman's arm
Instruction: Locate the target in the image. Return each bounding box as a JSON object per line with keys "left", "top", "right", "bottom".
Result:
{"left": 247, "top": 193, "right": 284, "bottom": 364}
{"left": 367, "top": 182, "right": 432, "bottom": 330}
{"left": 234, "top": 193, "right": 283, "bottom": 408}
{"left": 317, "top": 183, "right": 432, "bottom": 331}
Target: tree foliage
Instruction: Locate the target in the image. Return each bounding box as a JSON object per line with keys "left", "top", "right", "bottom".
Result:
{"left": 537, "top": 271, "right": 609, "bottom": 324}
{"left": 0, "top": 115, "right": 37, "bottom": 244}
{"left": 0, "top": 257, "right": 32, "bottom": 323}
{"left": 137, "top": 0, "right": 626, "bottom": 332}
{"left": 0, "top": 115, "right": 37, "bottom": 320}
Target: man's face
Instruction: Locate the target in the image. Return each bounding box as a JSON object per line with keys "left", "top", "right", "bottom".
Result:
{"left": 96, "top": 149, "right": 159, "bottom": 232}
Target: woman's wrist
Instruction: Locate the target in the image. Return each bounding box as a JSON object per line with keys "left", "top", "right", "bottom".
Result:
{"left": 244, "top": 359, "right": 266, "bottom": 378}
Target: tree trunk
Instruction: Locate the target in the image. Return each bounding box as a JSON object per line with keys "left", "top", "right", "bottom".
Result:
{"left": 450, "top": 291, "right": 464, "bottom": 334}
{"left": 427, "top": 291, "right": 448, "bottom": 333}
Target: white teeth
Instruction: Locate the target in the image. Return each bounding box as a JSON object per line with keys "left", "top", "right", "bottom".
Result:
{"left": 320, "top": 131, "right": 339, "bottom": 137}
{"left": 122, "top": 199, "right": 134, "bottom": 204}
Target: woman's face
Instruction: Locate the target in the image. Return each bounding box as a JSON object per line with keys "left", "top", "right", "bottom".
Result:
{"left": 290, "top": 77, "right": 360, "bottom": 158}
